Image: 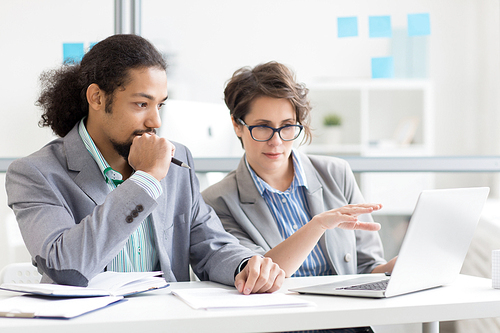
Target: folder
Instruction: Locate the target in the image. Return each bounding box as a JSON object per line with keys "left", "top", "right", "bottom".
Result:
{"left": 0, "top": 271, "right": 169, "bottom": 297}
{"left": 0, "top": 295, "right": 124, "bottom": 319}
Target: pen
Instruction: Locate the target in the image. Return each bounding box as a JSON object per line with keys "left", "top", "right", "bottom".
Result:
{"left": 172, "top": 157, "right": 190, "bottom": 169}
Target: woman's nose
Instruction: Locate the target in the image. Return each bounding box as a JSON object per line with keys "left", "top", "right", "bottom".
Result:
{"left": 267, "top": 131, "right": 282, "bottom": 146}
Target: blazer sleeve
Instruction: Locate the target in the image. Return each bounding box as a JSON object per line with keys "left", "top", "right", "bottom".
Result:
{"left": 5, "top": 157, "right": 158, "bottom": 287}
{"left": 202, "top": 176, "right": 269, "bottom": 256}
{"left": 181, "top": 151, "right": 257, "bottom": 286}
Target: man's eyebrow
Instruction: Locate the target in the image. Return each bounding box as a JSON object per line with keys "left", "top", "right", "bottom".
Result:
{"left": 132, "top": 93, "right": 169, "bottom": 102}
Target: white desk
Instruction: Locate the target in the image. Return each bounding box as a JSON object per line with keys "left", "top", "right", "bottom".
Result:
{"left": 1, "top": 274, "right": 500, "bottom": 333}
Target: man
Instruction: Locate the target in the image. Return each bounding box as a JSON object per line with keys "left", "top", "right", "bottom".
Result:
{"left": 5, "top": 34, "right": 284, "bottom": 294}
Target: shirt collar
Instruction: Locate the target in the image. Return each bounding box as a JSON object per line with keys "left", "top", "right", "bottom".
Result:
{"left": 246, "top": 148, "right": 308, "bottom": 195}
{"left": 78, "top": 118, "right": 124, "bottom": 186}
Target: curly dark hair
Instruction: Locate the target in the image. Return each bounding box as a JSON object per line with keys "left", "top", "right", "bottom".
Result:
{"left": 37, "top": 34, "right": 167, "bottom": 137}
{"left": 224, "top": 61, "right": 312, "bottom": 145}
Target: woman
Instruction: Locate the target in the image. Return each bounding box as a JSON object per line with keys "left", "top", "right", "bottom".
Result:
{"left": 202, "top": 62, "right": 395, "bottom": 280}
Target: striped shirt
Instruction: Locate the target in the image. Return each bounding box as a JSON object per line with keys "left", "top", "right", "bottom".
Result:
{"left": 78, "top": 119, "right": 161, "bottom": 272}
{"left": 246, "top": 149, "right": 333, "bottom": 277}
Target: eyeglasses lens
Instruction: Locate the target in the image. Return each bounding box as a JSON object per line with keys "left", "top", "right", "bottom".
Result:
{"left": 251, "top": 126, "right": 301, "bottom": 141}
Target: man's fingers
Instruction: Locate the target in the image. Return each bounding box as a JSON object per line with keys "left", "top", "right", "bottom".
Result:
{"left": 240, "top": 257, "right": 261, "bottom": 295}
{"left": 235, "top": 256, "right": 285, "bottom": 294}
{"left": 250, "top": 257, "right": 274, "bottom": 293}
{"left": 234, "top": 271, "right": 246, "bottom": 293}
{"left": 128, "top": 135, "right": 173, "bottom": 181}
{"left": 256, "top": 262, "right": 285, "bottom": 293}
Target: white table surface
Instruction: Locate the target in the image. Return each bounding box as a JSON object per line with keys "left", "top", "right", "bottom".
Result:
{"left": 1, "top": 274, "right": 500, "bottom": 333}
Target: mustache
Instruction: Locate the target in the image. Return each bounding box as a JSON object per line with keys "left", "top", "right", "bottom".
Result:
{"left": 133, "top": 128, "right": 157, "bottom": 136}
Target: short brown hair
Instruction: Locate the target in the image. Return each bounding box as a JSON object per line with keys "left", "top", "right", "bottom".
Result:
{"left": 224, "top": 61, "right": 312, "bottom": 145}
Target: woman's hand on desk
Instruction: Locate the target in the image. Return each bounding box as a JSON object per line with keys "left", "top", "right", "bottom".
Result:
{"left": 372, "top": 257, "right": 398, "bottom": 274}
{"left": 311, "top": 203, "right": 383, "bottom": 232}
{"left": 234, "top": 256, "right": 285, "bottom": 295}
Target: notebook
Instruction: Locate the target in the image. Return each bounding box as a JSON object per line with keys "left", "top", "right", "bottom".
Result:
{"left": 290, "top": 187, "right": 490, "bottom": 298}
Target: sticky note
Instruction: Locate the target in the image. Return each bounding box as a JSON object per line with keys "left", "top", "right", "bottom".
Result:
{"left": 408, "top": 13, "right": 431, "bottom": 36}
{"left": 337, "top": 17, "right": 358, "bottom": 38}
{"left": 63, "top": 43, "right": 84, "bottom": 64}
{"left": 371, "top": 57, "right": 394, "bottom": 79}
{"left": 369, "top": 16, "right": 392, "bottom": 38}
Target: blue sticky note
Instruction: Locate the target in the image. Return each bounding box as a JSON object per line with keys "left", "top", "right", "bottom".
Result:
{"left": 369, "top": 16, "right": 392, "bottom": 38}
{"left": 63, "top": 43, "right": 84, "bottom": 63}
{"left": 337, "top": 17, "right": 358, "bottom": 38}
{"left": 371, "top": 57, "right": 394, "bottom": 79}
{"left": 408, "top": 13, "right": 431, "bottom": 36}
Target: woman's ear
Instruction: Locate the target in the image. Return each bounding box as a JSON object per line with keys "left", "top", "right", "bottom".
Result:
{"left": 231, "top": 116, "right": 243, "bottom": 138}
{"left": 86, "top": 83, "right": 105, "bottom": 112}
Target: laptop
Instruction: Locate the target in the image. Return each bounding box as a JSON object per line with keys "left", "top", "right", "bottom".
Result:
{"left": 290, "top": 187, "right": 490, "bottom": 298}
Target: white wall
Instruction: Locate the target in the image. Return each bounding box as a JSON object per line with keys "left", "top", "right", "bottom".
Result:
{"left": 153, "top": 0, "right": 497, "bottom": 150}
{"left": 1, "top": 0, "right": 497, "bottom": 158}
{"left": 0, "top": 0, "right": 114, "bottom": 270}
{"left": 0, "top": 0, "right": 114, "bottom": 156}
{"left": 140, "top": 0, "right": 500, "bottom": 190}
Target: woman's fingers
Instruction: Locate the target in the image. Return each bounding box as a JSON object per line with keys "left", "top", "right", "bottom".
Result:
{"left": 337, "top": 221, "right": 381, "bottom": 231}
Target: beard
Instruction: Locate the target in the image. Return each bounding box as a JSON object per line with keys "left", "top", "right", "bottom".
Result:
{"left": 110, "top": 128, "right": 158, "bottom": 161}
{"left": 110, "top": 139, "right": 133, "bottom": 161}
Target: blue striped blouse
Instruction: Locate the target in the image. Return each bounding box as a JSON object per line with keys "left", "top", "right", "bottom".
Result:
{"left": 246, "top": 150, "right": 333, "bottom": 277}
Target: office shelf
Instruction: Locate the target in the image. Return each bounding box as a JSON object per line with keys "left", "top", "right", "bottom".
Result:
{"left": 300, "top": 79, "right": 434, "bottom": 215}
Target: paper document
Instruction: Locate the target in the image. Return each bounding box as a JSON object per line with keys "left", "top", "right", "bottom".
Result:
{"left": 0, "top": 295, "right": 124, "bottom": 319}
{"left": 171, "top": 287, "right": 315, "bottom": 310}
{"left": 0, "top": 271, "right": 168, "bottom": 297}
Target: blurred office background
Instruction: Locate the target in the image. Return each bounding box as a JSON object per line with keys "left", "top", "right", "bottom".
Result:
{"left": 0, "top": 1, "right": 499, "bottom": 331}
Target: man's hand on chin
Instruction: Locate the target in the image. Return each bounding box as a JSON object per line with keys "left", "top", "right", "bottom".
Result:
{"left": 234, "top": 256, "right": 285, "bottom": 295}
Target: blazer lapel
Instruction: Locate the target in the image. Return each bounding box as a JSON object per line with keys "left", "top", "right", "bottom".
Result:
{"left": 150, "top": 194, "right": 176, "bottom": 282}
{"left": 301, "top": 153, "right": 325, "bottom": 217}
{"left": 236, "top": 158, "right": 283, "bottom": 249}
{"left": 64, "top": 124, "right": 111, "bottom": 205}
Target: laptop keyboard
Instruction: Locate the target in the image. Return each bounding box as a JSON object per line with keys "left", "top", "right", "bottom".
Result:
{"left": 337, "top": 279, "right": 389, "bottom": 291}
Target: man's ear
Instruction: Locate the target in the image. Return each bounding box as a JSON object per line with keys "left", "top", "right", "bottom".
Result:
{"left": 86, "top": 83, "right": 105, "bottom": 111}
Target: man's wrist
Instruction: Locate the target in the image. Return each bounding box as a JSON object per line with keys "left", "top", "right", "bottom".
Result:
{"left": 130, "top": 171, "right": 163, "bottom": 199}
{"left": 234, "top": 257, "right": 251, "bottom": 277}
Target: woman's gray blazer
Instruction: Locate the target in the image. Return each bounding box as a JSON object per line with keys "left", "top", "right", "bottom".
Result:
{"left": 202, "top": 151, "right": 386, "bottom": 275}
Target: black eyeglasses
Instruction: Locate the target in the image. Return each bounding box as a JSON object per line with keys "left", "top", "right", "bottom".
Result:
{"left": 238, "top": 119, "right": 303, "bottom": 142}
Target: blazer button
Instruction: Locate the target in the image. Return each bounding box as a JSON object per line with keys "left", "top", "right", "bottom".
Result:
{"left": 136, "top": 205, "right": 144, "bottom": 212}
{"left": 131, "top": 209, "right": 139, "bottom": 218}
{"left": 344, "top": 253, "right": 352, "bottom": 262}
{"left": 126, "top": 215, "right": 134, "bottom": 223}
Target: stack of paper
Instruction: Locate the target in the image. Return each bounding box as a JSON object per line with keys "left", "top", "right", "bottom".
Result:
{"left": 0, "top": 271, "right": 168, "bottom": 297}
{"left": 0, "top": 271, "right": 168, "bottom": 319}
{"left": 171, "top": 287, "right": 315, "bottom": 310}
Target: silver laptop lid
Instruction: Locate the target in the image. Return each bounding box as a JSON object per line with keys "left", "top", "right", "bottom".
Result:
{"left": 385, "top": 187, "right": 489, "bottom": 297}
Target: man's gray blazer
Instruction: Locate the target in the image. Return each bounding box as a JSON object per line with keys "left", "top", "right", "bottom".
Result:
{"left": 202, "top": 152, "right": 386, "bottom": 275}
{"left": 6, "top": 124, "right": 255, "bottom": 287}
